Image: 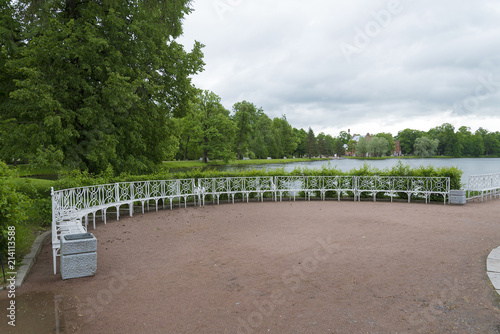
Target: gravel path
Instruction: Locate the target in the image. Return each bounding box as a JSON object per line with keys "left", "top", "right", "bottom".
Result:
{"left": 2, "top": 199, "right": 500, "bottom": 333}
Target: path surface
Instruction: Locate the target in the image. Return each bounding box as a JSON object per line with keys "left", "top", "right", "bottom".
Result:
{"left": 2, "top": 200, "right": 500, "bottom": 333}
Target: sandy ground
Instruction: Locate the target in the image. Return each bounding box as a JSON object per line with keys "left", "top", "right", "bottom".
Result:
{"left": 2, "top": 199, "right": 500, "bottom": 333}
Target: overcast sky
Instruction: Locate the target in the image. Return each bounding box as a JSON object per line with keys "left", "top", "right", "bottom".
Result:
{"left": 178, "top": 0, "right": 500, "bottom": 137}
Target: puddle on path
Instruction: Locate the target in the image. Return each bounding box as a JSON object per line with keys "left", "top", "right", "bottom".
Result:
{"left": 0, "top": 291, "right": 82, "bottom": 334}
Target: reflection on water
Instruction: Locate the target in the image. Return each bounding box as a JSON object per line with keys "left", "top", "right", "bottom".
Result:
{"left": 0, "top": 291, "right": 80, "bottom": 334}
{"left": 215, "top": 158, "right": 500, "bottom": 186}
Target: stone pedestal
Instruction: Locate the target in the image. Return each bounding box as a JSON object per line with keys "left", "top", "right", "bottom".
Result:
{"left": 449, "top": 189, "right": 466, "bottom": 205}
{"left": 61, "top": 233, "right": 97, "bottom": 280}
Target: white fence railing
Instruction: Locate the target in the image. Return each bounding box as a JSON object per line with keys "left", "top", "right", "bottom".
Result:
{"left": 51, "top": 176, "right": 450, "bottom": 274}
{"left": 467, "top": 173, "right": 500, "bottom": 202}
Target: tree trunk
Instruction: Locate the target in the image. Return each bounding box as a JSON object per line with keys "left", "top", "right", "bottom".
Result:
{"left": 183, "top": 135, "right": 190, "bottom": 161}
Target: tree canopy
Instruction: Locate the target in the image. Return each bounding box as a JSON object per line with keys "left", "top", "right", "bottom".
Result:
{"left": 0, "top": 0, "right": 204, "bottom": 173}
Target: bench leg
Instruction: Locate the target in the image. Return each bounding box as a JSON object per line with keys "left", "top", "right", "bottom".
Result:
{"left": 53, "top": 249, "right": 57, "bottom": 274}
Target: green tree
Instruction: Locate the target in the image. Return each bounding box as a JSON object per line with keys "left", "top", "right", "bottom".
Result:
{"left": 249, "top": 112, "right": 276, "bottom": 159}
{"left": 456, "top": 126, "right": 472, "bottom": 156}
{"left": 306, "top": 128, "right": 318, "bottom": 158}
{"left": 356, "top": 136, "right": 368, "bottom": 157}
{"left": 367, "top": 137, "right": 389, "bottom": 157}
{"left": 293, "top": 128, "right": 308, "bottom": 158}
{"left": 232, "top": 101, "right": 259, "bottom": 159}
{"left": 176, "top": 100, "right": 202, "bottom": 161}
{"left": 271, "top": 116, "right": 297, "bottom": 158}
{"left": 194, "top": 91, "right": 236, "bottom": 163}
{"left": 428, "top": 123, "right": 461, "bottom": 157}
{"left": 396, "top": 129, "right": 423, "bottom": 155}
{"left": 338, "top": 131, "right": 352, "bottom": 145}
{"left": 0, "top": 0, "right": 204, "bottom": 174}
{"left": 469, "top": 133, "right": 485, "bottom": 157}
{"left": 347, "top": 140, "right": 357, "bottom": 155}
{"left": 324, "top": 134, "right": 335, "bottom": 156}
{"left": 317, "top": 132, "right": 326, "bottom": 156}
{"left": 374, "top": 133, "right": 395, "bottom": 154}
{"left": 483, "top": 132, "right": 500, "bottom": 156}
{"left": 414, "top": 137, "right": 439, "bottom": 157}
{"left": 333, "top": 138, "right": 345, "bottom": 156}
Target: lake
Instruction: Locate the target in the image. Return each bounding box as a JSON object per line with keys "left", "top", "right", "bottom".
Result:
{"left": 219, "top": 158, "right": 500, "bottom": 186}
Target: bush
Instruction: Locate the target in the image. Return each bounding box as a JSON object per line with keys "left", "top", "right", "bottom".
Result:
{"left": 0, "top": 161, "right": 52, "bottom": 264}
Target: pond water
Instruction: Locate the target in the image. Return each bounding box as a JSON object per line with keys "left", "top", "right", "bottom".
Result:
{"left": 219, "top": 158, "right": 500, "bottom": 187}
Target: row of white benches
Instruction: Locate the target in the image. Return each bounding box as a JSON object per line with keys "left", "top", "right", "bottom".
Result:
{"left": 467, "top": 172, "right": 500, "bottom": 202}
{"left": 52, "top": 175, "right": 451, "bottom": 274}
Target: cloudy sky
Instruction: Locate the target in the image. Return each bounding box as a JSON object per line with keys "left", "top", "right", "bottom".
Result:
{"left": 178, "top": 0, "right": 500, "bottom": 137}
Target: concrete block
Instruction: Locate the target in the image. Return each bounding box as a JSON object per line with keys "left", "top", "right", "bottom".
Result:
{"left": 487, "top": 258, "right": 500, "bottom": 273}
{"left": 61, "top": 252, "right": 97, "bottom": 280}
{"left": 61, "top": 233, "right": 97, "bottom": 255}
{"left": 449, "top": 190, "right": 466, "bottom": 205}
{"left": 487, "top": 272, "right": 500, "bottom": 290}
{"left": 488, "top": 247, "right": 500, "bottom": 260}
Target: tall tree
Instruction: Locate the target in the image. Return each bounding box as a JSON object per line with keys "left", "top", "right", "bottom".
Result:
{"left": 483, "top": 132, "right": 500, "bottom": 156}
{"left": 414, "top": 137, "right": 439, "bottom": 157}
{"left": 333, "top": 138, "right": 345, "bottom": 156}
{"left": 271, "top": 116, "right": 297, "bottom": 158}
{"left": 428, "top": 123, "right": 461, "bottom": 157}
{"left": 367, "top": 137, "right": 389, "bottom": 157}
{"left": 0, "top": 0, "right": 204, "bottom": 173}
{"left": 338, "top": 131, "right": 352, "bottom": 145}
{"left": 249, "top": 112, "right": 276, "bottom": 159}
{"left": 374, "top": 132, "right": 395, "bottom": 154}
{"left": 356, "top": 136, "right": 368, "bottom": 157}
{"left": 232, "top": 101, "right": 259, "bottom": 160}
{"left": 176, "top": 99, "right": 202, "bottom": 161}
{"left": 396, "top": 129, "right": 423, "bottom": 156}
{"left": 317, "top": 132, "right": 327, "bottom": 156}
{"left": 324, "top": 134, "right": 335, "bottom": 157}
{"left": 306, "top": 127, "right": 317, "bottom": 158}
{"left": 194, "top": 90, "right": 236, "bottom": 163}
{"left": 293, "top": 128, "right": 308, "bottom": 158}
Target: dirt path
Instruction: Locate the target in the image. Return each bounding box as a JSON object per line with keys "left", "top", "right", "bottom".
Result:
{"left": 2, "top": 200, "right": 500, "bottom": 333}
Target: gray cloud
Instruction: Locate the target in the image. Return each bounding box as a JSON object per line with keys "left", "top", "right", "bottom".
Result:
{"left": 179, "top": 0, "right": 500, "bottom": 136}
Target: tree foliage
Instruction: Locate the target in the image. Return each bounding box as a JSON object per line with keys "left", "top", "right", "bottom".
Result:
{"left": 193, "top": 91, "right": 236, "bottom": 163}
{"left": 396, "top": 129, "right": 424, "bottom": 155}
{"left": 306, "top": 128, "right": 317, "bottom": 158}
{"left": 356, "top": 136, "right": 368, "bottom": 157}
{"left": 232, "top": 101, "right": 259, "bottom": 159}
{"left": 367, "top": 136, "right": 389, "bottom": 157}
{"left": 0, "top": 0, "right": 204, "bottom": 174}
{"left": 414, "top": 137, "right": 439, "bottom": 157}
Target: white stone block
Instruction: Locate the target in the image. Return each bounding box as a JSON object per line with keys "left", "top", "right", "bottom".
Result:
{"left": 487, "top": 258, "right": 500, "bottom": 273}
{"left": 487, "top": 272, "right": 500, "bottom": 290}
{"left": 61, "top": 252, "right": 97, "bottom": 280}
{"left": 488, "top": 247, "right": 500, "bottom": 260}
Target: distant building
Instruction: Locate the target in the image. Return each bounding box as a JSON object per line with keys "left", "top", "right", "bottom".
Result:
{"left": 345, "top": 132, "right": 371, "bottom": 157}
{"left": 393, "top": 140, "right": 402, "bottom": 156}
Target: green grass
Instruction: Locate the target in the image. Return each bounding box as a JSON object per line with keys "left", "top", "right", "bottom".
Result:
{"left": 4, "top": 177, "right": 55, "bottom": 196}
{"left": 13, "top": 164, "right": 69, "bottom": 177}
